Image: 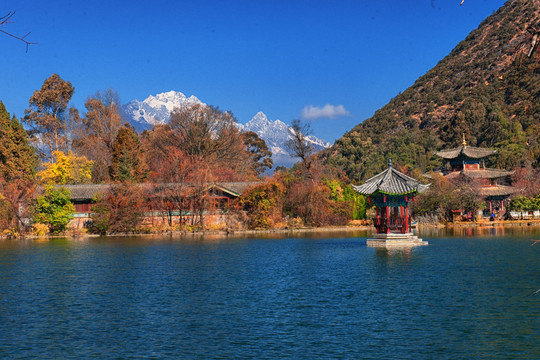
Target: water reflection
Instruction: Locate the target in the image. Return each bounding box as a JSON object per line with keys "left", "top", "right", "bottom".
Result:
{"left": 375, "top": 246, "right": 413, "bottom": 259}
{"left": 0, "top": 229, "right": 538, "bottom": 359}
{"left": 418, "top": 224, "right": 540, "bottom": 238}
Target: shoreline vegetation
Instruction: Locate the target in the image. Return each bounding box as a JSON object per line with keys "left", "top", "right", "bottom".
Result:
{"left": 2, "top": 219, "right": 539, "bottom": 241}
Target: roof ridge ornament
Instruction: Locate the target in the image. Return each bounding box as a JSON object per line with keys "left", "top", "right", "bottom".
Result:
{"left": 462, "top": 133, "right": 467, "bottom": 147}
{"left": 388, "top": 158, "right": 392, "bottom": 168}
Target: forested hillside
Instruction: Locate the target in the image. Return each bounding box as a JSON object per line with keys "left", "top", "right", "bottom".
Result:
{"left": 326, "top": 0, "right": 540, "bottom": 181}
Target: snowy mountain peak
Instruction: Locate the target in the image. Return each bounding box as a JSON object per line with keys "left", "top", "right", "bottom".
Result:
{"left": 122, "top": 90, "right": 203, "bottom": 131}
{"left": 249, "top": 111, "right": 270, "bottom": 124}
{"left": 241, "top": 112, "right": 331, "bottom": 169}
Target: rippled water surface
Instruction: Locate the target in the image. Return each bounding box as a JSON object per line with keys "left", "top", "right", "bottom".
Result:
{"left": 0, "top": 229, "right": 538, "bottom": 359}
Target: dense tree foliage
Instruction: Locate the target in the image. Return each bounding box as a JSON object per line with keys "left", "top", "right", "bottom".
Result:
{"left": 0, "top": 180, "right": 35, "bottom": 234}
{"left": 239, "top": 180, "right": 285, "bottom": 228}
{"left": 325, "top": 180, "right": 367, "bottom": 220}
{"left": 239, "top": 160, "right": 365, "bottom": 229}
{"left": 38, "top": 151, "right": 93, "bottom": 185}
{"left": 0, "top": 102, "right": 37, "bottom": 181}
{"left": 33, "top": 185, "right": 74, "bottom": 234}
{"left": 325, "top": 0, "right": 540, "bottom": 182}
{"left": 0, "top": 102, "right": 37, "bottom": 233}
{"left": 509, "top": 195, "right": 540, "bottom": 211}
{"left": 89, "top": 184, "right": 147, "bottom": 234}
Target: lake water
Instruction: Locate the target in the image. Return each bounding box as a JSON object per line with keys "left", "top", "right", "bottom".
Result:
{"left": 0, "top": 228, "right": 538, "bottom": 359}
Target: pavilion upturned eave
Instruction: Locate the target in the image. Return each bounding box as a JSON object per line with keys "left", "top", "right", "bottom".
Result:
{"left": 435, "top": 145, "right": 496, "bottom": 160}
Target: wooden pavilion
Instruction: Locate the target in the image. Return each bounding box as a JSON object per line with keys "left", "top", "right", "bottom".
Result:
{"left": 353, "top": 159, "right": 428, "bottom": 247}
{"left": 434, "top": 135, "right": 517, "bottom": 218}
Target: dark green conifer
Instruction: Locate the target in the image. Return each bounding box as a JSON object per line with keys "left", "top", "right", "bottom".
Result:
{"left": 109, "top": 123, "right": 148, "bottom": 183}
{"left": 0, "top": 101, "right": 38, "bottom": 181}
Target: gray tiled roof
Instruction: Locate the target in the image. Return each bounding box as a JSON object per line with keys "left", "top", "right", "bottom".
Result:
{"left": 478, "top": 185, "right": 518, "bottom": 197}
{"left": 58, "top": 182, "right": 261, "bottom": 201}
{"left": 57, "top": 184, "right": 110, "bottom": 201}
{"left": 352, "top": 166, "right": 428, "bottom": 195}
{"left": 445, "top": 168, "right": 513, "bottom": 179}
{"left": 435, "top": 146, "right": 496, "bottom": 159}
{"left": 214, "top": 182, "right": 262, "bottom": 196}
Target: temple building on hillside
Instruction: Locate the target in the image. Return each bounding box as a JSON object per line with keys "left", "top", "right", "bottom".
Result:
{"left": 434, "top": 135, "right": 517, "bottom": 218}
{"left": 353, "top": 159, "right": 429, "bottom": 247}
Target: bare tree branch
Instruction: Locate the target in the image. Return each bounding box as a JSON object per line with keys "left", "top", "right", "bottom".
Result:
{"left": 0, "top": 11, "right": 36, "bottom": 52}
{"left": 285, "top": 119, "right": 315, "bottom": 171}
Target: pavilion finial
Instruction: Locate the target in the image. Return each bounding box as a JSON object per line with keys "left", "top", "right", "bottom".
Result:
{"left": 462, "top": 133, "right": 467, "bottom": 147}
{"left": 388, "top": 158, "right": 392, "bottom": 168}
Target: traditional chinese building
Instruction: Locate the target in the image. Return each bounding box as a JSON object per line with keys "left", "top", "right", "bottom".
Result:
{"left": 58, "top": 182, "right": 261, "bottom": 229}
{"left": 434, "top": 135, "right": 517, "bottom": 217}
{"left": 353, "top": 159, "right": 428, "bottom": 247}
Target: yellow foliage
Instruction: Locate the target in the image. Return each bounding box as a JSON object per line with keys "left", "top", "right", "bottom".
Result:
{"left": 32, "top": 223, "right": 49, "bottom": 236}
{"left": 2, "top": 229, "right": 19, "bottom": 238}
{"left": 38, "top": 151, "right": 94, "bottom": 185}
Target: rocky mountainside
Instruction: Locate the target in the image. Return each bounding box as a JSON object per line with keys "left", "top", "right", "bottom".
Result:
{"left": 325, "top": 0, "right": 540, "bottom": 182}
{"left": 122, "top": 91, "right": 330, "bottom": 168}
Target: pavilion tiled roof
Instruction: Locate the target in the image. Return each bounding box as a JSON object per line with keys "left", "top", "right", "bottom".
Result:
{"left": 478, "top": 185, "right": 519, "bottom": 197}
{"left": 445, "top": 168, "right": 513, "bottom": 179}
{"left": 353, "top": 161, "right": 429, "bottom": 195}
{"left": 435, "top": 145, "right": 496, "bottom": 159}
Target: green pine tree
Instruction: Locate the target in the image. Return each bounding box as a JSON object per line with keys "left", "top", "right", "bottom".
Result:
{"left": 0, "top": 101, "right": 38, "bottom": 181}
{"left": 109, "top": 123, "right": 148, "bottom": 183}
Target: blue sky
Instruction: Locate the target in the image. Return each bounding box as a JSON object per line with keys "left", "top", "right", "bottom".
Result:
{"left": 2, "top": 0, "right": 506, "bottom": 143}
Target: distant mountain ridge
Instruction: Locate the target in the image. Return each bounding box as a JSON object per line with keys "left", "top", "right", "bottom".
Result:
{"left": 121, "top": 91, "right": 331, "bottom": 168}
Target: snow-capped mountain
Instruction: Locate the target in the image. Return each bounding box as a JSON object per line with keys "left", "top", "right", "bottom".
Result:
{"left": 122, "top": 91, "right": 202, "bottom": 131}
{"left": 237, "top": 111, "right": 331, "bottom": 168}
{"left": 122, "top": 91, "right": 331, "bottom": 168}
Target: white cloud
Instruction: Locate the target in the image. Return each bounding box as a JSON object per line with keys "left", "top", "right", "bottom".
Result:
{"left": 301, "top": 104, "right": 350, "bottom": 120}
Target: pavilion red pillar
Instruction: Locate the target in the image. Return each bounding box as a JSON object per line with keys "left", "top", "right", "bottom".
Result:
{"left": 404, "top": 205, "right": 409, "bottom": 233}
{"left": 375, "top": 206, "right": 380, "bottom": 233}
{"left": 385, "top": 205, "right": 390, "bottom": 233}
{"left": 393, "top": 207, "right": 398, "bottom": 233}
{"left": 400, "top": 205, "right": 404, "bottom": 233}
{"left": 489, "top": 200, "right": 492, "bottom": 213}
